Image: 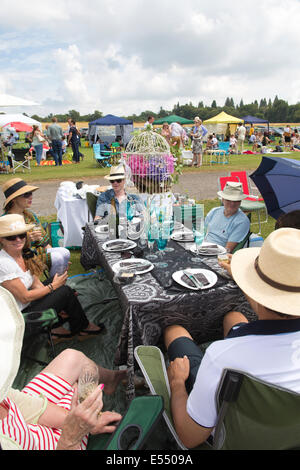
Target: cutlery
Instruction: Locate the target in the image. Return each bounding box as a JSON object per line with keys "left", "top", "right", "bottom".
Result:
{"left": 183, "top": 270, "right": 203, "bottom": 288}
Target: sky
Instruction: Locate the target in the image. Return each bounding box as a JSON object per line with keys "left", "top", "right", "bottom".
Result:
{"left": 0, "top": 0, "right": 299, "bottom": 118}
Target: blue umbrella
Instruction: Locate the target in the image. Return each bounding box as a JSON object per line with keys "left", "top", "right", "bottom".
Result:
{"left": 250, "top": 156, "right": 300, "bottom": 219}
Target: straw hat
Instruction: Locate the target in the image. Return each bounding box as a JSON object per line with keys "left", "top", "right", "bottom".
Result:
{"left": 217, "top": 181, "right": 247, "bottom": 201}
{"left": 231, "top": 228, "right": 300, "bottom": 316}
{"left": 2, "top": 178, "right": 39, "bottom": 209}
{"left": 0, "top": 214, "right": 35, "bottom": 237}
{"left": 104, "top": 164, "right": 126, "bottom": 181}
{"left": 194, "top": 116, "right": 201, "bottom": 122}
{"left": 0, "top": 286, "right": 25, "bottom": 402}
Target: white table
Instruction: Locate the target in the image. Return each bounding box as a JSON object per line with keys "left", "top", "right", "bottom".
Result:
{"left": 54, "top": 190, "right": 92, "bottom": 247}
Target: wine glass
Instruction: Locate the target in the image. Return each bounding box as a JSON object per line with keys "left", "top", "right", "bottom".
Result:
{"left": 154, "top": 223, "right": 169, "bottom": 268}
{"left": 126, "top": 198, "right": 136, "bottom": 222}
{"left": 146, "top": 223, "right": 159, "bottom": 261}
{"left": 162, "top": 220, "right": 174, "bottom": 253}
{"left": 191, "top": 218, "right": 205, "bottom": 264}
{"left": 78, "top": 363, "right": 99, "bottom": 404}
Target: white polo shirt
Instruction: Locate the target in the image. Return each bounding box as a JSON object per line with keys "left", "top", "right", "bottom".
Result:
{"left": 187, "top": 319, "right": 300, "bottom": 428}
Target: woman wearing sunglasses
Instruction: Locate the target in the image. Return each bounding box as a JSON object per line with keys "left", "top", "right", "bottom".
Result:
{"left": 0, "top": 214, "right": 104, "bottom": 341}
{"left": 94, "top": 164, "right": 142, "bottom": 224}
{"left": 2, "top": 178, "right": 70, "bottom": 277}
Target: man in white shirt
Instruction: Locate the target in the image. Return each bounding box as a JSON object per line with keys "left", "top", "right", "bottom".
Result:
{"left": 170, "top": 122, "right": 185, "bottom": 147}
{"left": 237, "top": 123, "right": 246, "bottom": 153}
{"left": 144, "top": 116, "right": 154, "bottom": 129}
{"left": 164, "top": 227, "right": 300, "bottom": 448}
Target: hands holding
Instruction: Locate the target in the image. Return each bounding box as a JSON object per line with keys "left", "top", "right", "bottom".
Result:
{"left": 218, "top": 253, "right": 233, "bottom": 277}
{"left": 57, "top": 384, "right": 122, "bottom": 450}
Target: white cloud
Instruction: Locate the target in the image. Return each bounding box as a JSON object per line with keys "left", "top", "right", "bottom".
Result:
{"left": 0, "top": 0, "right": 300, "bottom": 116}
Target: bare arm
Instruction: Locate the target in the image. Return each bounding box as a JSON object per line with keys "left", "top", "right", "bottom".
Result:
{"left": 168, "top": 356, "right": 213, "bottom": 448}
{"left": 225, "top": 241, "right": 238, "bottom": 253}
{"left": 1, "top": 272, "right": 68, "bottom": 305}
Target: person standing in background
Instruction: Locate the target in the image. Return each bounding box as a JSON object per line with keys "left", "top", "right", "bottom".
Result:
{"left": 67, "top": 120, "right": 81, "bottom": 164}
{"left": 237, "top": 122, "right": 246, "bottom": 154}
{"left": 48, "top": 117, "right": 64, "bottom": 166}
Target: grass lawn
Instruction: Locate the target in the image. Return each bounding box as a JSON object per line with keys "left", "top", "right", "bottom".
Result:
{"left": 3, "top": 139, "right": 295, "bottom": 276}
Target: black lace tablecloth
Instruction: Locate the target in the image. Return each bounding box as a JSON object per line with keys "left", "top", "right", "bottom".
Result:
{"left": 81, "top": 223, "right": 256, "bottom": 400}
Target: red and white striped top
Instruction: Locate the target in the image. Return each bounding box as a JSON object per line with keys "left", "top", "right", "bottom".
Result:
{"left": 0, "top": 373, "right": 88, "bottom": 450}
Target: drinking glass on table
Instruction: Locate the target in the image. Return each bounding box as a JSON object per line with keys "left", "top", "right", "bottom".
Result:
{"left": 191, "top": 218, "right": 205, "bottom": 264}
{"left": 154, "top": 223, "right": 170, "bottom": 269}
{"left": 146, "top": 223, "right": 159, "bottom": 261}
{"left": 78, "top": 363, "right": 100, "bottom": 404}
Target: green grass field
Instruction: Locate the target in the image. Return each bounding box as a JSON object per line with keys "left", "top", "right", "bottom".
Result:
{"left": 3, "top": 140, "right": 296, "bottom": 275}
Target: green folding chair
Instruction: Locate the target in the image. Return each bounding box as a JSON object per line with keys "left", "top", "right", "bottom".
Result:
{"left": 214, "top": 369, "right": 300, "bottom": 450}
{"left": 135, "top": 346, "right": 300, "bottom": 450}
{"left": 87, "top": 395, "right": 164, "bottom": 450}
{"left": 134, "top": 345, "right": 188, "bottom": 450}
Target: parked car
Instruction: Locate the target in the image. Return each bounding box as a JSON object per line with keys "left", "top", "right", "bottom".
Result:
{"left": 80, "top": 128, "right": 89, "bottom": 138}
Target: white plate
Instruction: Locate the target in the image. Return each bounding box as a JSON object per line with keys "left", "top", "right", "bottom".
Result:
{"left": 171, "top": 230, "right": 194, "bottom": 242}
{"left": 95, "top": 225, "right": 109, "bottom": 234}
{"left": 172, "top": 269, "right": 217, "bottom": 290}
{"left": 190, "top": 241, "right": 227, "bottom": 256}
{"left": 112, "top": 258, "right": 154, "bottom": 275}
{"left": 102, "top": 239, "right": 137, "bottom": 252}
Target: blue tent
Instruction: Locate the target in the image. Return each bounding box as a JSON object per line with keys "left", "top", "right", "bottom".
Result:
{"left": 88, "top": 114, "right": 133, "bottom": 145}
{"left": 89, "top": 114, "right": 133, "bottom": 126}
{"left": 241, "top": 115, "right": 269, "bottom": 129}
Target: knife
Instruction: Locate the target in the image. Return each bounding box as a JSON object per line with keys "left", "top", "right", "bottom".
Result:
{"left": 183, "top": 270, "right": 203, "bottom": 288}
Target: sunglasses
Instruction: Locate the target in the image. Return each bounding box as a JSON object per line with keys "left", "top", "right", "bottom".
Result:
{"left": 111, "top": 179, "right": 123, "bottom": 184}
{"left": 4, "top": 233, "right": 27, "bottom": 241}
{"left": 22, "top": 192, "right": 33, "bottom": 198}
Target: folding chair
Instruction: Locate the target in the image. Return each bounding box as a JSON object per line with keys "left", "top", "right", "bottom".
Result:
{"left": 230, "top": 171, "right": 264, "bottom": 201}
{"left": 135, "top": 346, "right": 300, "bottom": 450}
{"left": 86, "top": 395, "right": 164, "bottom": 450}
{"left": 86, "top": 192, "right": 98, "bottom": 220}
{"left": 213, "top": 369, "right": 300, "bottom": 450}
{"left": 0, "top": 287, "right": 58, "bottom": 367}
{"left": 10, "top": 148, "right": 31, "bottom": 173}
{"left": 134, "top": 345, "right": 187, "bottom": 450}
{"left": 93, "top": 144, "right": 112, "bottom": 167}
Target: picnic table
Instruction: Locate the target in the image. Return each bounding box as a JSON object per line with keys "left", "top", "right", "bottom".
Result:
{"left": 80, "top": 222, "right": 255, "bottom": 399}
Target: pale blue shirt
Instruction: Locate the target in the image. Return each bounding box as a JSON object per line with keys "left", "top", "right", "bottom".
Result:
{"left": 205, "top": 206, "right": 250, "bottom": 247}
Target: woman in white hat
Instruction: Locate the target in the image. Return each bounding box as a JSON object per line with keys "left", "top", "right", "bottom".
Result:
{"left": 0, "top": 214, "right": 104, "bottom": 342}
{"left": 2, "top": 177, "right": 70, "bottom": 277}
{"left": 205, "top": 181, "right": 250, "bottom": 253}
{"left": 0, "top": 290, "right": 124, "bottom": 450}
{"left": 190, "top": 117, "right": 208, "bottom": 167}
{"left": 162, "top": 228, "right": 300, "bottom": 449}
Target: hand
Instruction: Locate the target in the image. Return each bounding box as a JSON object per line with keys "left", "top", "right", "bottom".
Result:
{"left": 218, "top": 253, "right": 233, "bottom": 277}
{"left": 57, "top": 385, "right": 104, "bottom": 450}
{"left": 52, "top": 272, "right": 68, "bottom": 289}
{"left": 89, "top": 410, "right": 122, "bottom": 435}
{"left": 167, "top": 356, "right": 190, "bottom": 386}
{"left": 28, "top": 230, "right": 42, "bottom": 242}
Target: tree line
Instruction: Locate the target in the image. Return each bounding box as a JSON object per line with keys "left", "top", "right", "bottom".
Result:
{"left": 28, "top": 96, "right": 300, "bottom": 124}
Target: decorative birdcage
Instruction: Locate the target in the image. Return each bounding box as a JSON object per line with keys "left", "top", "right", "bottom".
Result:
{"left": 123, "top": 130, "right": 175, "bottom": 195}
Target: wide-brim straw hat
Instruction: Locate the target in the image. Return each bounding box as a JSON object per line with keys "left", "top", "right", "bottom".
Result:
{"left": 231, "top": 227, "right": 300, "bottom": 316}
{"left": 0, "top": 214, "right": 35, "bottom": 237}
{"left": 2, "top": 178, "right": 39, "bottom": 209}
{"left": 217, "top": 181, "right": 247, "bottom": 201}
{"left": 0, "top": 286, "right": 25, "bottom": 402}
{"left": 104, "top": 164, "right": 126, "bottom": 181}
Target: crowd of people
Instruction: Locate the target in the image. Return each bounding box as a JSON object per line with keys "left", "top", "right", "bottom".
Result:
{"left": 1, "top": 115, "right": 300, "bottom": 450}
